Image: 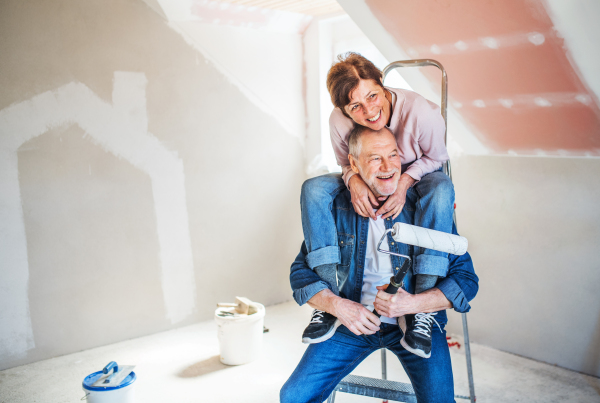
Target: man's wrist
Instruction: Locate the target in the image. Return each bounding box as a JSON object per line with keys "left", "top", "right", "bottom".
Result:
{"left": 307, "top": 288, "right": 343, "bottom": 316}
{"left": 410, "top": 288, "right": 452, "bottom": 314}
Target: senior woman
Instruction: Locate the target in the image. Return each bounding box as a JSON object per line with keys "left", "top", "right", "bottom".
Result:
{"left": 299, "top": 52, "right": 454, "bottom": 359}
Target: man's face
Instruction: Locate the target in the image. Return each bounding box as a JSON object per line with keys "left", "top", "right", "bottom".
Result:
{"left": 350, "top": 129, "right": 402, "bottom": 197}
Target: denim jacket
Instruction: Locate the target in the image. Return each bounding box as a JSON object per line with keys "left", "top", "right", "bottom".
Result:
{"left": 290, "top": 189, "right": 479, "bottom": 326}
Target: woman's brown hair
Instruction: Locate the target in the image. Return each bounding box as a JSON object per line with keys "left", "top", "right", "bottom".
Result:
{"left": 326, "top": 52, "right": 383, "bottom": 118}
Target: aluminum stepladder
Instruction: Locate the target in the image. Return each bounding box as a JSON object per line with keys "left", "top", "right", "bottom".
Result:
{"left": 326, "top": 60, "right": 475, "bottom": 403}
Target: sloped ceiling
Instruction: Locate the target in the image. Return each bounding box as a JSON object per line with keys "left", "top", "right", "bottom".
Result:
{"left": 361, "top": 0, "right": 600, "bottom": 156}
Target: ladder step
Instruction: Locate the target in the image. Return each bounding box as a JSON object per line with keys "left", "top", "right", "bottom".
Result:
{"left": 334, "top": 375, "right": 417, "bottom": 403}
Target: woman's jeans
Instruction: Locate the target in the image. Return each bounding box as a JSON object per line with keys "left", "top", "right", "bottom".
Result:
{"left": 280, "top": 323, "right": 455, "bottom": 403}
{"left": 300, "top": 171, "right": 455, "bottom": 278}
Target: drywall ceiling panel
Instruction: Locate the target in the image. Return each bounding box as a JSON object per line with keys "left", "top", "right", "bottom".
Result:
{"left": 360, "top": 0, "right": 600, "bottom": 156}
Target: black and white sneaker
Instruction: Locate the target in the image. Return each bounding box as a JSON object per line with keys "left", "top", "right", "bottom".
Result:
{"left": 302, "top": 309, "right": 341, "bottom": 344}
{"left": 398, "top": 312, "right": 441, "bottom": 358}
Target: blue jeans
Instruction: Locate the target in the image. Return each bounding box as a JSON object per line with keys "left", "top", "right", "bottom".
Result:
{"left": 280, "top": 323, "right": 455, "bottom": 403}
{"left": 300, "top": 171, "right": 455, "bottom": 277}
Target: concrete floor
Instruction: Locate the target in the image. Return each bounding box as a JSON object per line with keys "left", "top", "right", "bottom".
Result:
{"left": 1, "top": 301, "right": 599, "bottom": 403}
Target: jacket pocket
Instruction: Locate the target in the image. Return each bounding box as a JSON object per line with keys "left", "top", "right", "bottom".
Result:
{"left": 338, "top": 233, "right": 355, "bottom": 267}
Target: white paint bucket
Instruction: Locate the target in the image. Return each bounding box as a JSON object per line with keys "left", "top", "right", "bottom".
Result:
{"left": 82, "top": 370, "right": 136, "bottom": 402}
{"left": 215, "top": 303, "right": 265, "bottom": 365}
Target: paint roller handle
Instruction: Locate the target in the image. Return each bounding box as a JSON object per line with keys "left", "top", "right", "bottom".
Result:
{"left": 373, "top": 279, "right": 401, "bottom": 318}
{"left": 373, "top": 259, "right": 410, "bottom": 317}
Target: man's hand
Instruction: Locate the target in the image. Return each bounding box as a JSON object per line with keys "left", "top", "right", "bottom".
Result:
{"left": 373, "top": 284, "right": 417, "bottom": 318}
{"left": 348, "top": 174, "right": 378, "bottom": 219}
{"left": 308, "top": 289, "right": 381, "bottom": 336}
{"left": 332, "top": 297, "right": 381, "bottom": 336}
{"left": 376, "top": 173, "right": 415, "bottom": 220}
{"left": 373, "top": 284, "right": 453, "bottom": 318}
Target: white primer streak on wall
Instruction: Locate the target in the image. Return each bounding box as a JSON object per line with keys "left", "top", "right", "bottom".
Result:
{"left": 0, "top": 73, "right": 196, "bottom": 359}
{"left": 544, "top": 0, "right": 600, "bottom": 107}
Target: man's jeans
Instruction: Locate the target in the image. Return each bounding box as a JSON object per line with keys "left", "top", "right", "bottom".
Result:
{"left": 280, "top": 323, "right": 455, "bottom": 403}
{"left": 300, "top": 171, "right": 455, "bottom": 277}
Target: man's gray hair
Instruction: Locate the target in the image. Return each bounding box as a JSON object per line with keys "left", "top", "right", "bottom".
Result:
{"left": 347, "top": 125, "right": 393, "bottom": 158}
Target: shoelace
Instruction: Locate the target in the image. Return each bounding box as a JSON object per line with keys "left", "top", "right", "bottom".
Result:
{"left": 310, "top": 310, "right": 325, "bottom": 324}
{"left": 413, "top": 312, "right": 442, "bottom": 337}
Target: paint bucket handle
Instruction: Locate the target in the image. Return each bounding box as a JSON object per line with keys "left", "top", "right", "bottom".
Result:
{"left": 81, "top": 392, "right": 90, "bottom": 400}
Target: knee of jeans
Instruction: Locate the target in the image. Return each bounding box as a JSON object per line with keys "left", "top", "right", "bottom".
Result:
{"left": 301, "top": 176, "right": 326, "bottom": 204}
{"left": 431, "top": 177, "right": 455, "bottom": 205}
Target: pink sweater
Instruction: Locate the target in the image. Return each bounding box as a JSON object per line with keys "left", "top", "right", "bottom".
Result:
{"left": 329, "top": 87, "right": 449, "bottom": 186}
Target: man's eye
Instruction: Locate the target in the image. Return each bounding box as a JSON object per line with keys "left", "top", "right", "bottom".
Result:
{"left": 370, "top": 94, "right": 377, "bottom": 99}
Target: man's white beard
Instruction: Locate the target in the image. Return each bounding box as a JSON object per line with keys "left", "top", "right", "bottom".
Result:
{"left": 358, "top": 167, "right": 399, "bottom": 197}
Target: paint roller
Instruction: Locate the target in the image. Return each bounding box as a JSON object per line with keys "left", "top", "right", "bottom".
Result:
{"left": 373, "top": 222, "right": 468, "bottom": 317}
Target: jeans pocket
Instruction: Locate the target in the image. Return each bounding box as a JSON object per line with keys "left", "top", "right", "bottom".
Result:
{"left": 338, "top": 234, "right": 355, "bottom": 267}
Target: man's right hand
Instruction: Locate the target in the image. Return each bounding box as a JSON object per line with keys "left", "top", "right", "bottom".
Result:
{"left": 307, "top": 289, "right": 381, "bottom": 336}
{"left": 332, "top": 297, "right": 381, "bottom": 336}
{"left": 348, "top": 174, "right": 378, "bottom": 220}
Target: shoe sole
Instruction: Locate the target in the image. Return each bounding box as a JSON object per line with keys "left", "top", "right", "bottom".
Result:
{"left": 302, "top": 320, "right": 341, "bottom": 344}
{"left": 398, "top": 316, "right": 431, "bottom": 359}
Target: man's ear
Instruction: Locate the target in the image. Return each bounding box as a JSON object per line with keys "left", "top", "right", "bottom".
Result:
{"left": 348, "top": 154, "right": 360, "bottom": 174}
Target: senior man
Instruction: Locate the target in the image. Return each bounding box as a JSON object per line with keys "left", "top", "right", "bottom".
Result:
{"left": 280, "top": 126, "right": 479, "bottom": 403}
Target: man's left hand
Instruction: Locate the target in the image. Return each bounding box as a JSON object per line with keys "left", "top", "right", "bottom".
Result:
{"left": 373, "top": 284, "right": 418, "bottom": 318}
{"left": 376, "top": 173, "right": 415, "bottom": 220}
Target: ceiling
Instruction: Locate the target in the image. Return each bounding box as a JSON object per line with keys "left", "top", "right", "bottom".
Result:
{"left": 362, "top": 0, "right": 600, "bottom": 155}
{"left": 213, "top": 0, "right": 343, "bottom": 16}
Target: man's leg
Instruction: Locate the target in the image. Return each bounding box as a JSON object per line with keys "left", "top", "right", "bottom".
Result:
{"left": 300, "top": 173, "right": 347, "bottom": 344}
{"left": 402, "top": 171, "right": 454, "bottom": 357}
{"left": 281, "top": 325, "right": 378, "bottom": 403}
{"left": 384, "top": 323, "right": 455, "bottom": 403}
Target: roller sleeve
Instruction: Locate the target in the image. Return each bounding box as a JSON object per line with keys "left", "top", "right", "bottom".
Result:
{"left": 391, "top": 223, "right": 468, "bottom": 256}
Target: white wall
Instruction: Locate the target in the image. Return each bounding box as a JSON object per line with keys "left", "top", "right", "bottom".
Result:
{"left": 447, "top": 155, "right": 600, "bottom": 377}
{"left": 0, "top": 0, "right": 305, "bottom": 370}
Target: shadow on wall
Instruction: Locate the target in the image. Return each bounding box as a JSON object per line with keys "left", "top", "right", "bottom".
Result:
{"left": 177, "top": 355, "right": 230, "bottom": 378}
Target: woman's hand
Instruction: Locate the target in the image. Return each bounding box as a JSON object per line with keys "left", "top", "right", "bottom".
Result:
{"left": 348, "top": 174, "right": 378, "bottom": 219}
{"left": 376, "top": 173, "right": 415, "bottom": 219}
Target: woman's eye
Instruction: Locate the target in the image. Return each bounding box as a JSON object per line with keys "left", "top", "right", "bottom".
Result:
{"left": 370, "top": 94, "right": 376, "bottom": 99}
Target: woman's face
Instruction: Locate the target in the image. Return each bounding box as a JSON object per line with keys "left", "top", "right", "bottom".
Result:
{"left": 343, "top": 79, "right": 391, "bottom": 131}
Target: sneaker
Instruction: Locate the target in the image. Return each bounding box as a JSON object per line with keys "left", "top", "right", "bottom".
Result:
{"left": 398, "top": 312, "right": 441, "bottom": 358}
{"left": 302, "top": 309, "right": 341, "bottom": 344}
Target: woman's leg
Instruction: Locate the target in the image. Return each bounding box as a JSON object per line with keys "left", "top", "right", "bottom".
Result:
{"left": 409, "top": 170, "right": 455, "bottom": 281}
{"left": 401, "top": 171, "right": 454, "bottom": 358}
{"left": 300, "top": 173, "right": 347, "bottom": 294}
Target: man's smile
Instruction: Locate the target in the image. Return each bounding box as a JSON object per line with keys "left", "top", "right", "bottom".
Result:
{"left": 376, "top": 171, "right": 396, "bottom": 182}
